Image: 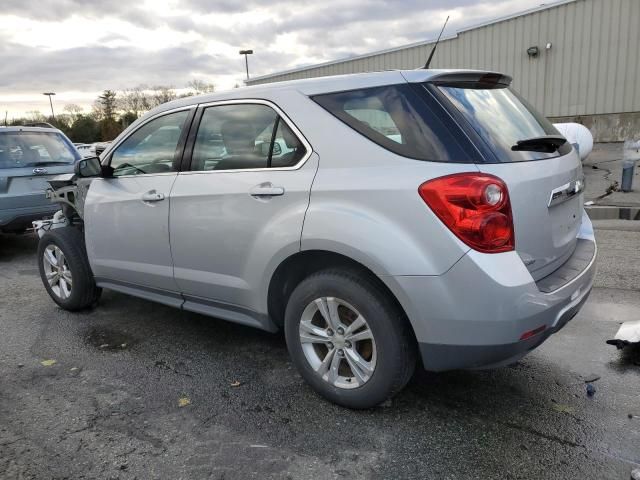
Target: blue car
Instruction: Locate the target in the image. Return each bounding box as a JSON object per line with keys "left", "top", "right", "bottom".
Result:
{"left": 0, "top": 126, "right": 81, "bottom": 233}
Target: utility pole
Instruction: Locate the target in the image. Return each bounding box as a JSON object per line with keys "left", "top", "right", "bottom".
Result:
{"left": 239, "top": 50, "right": 254, "bottom": 80}
{"left": 43, "top": 92, "right": 56, "bottom": 121}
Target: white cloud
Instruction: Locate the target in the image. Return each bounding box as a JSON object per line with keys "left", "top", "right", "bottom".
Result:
{"left": 1, "top": 0, "right": 545, "bottom": 116}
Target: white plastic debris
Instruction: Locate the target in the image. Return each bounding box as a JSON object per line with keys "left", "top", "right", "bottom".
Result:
{"left": 553, "top": 122, "right": 593, "bottom": 160}
{"left": 606, "top": 321, "right": 640, "bottom": 349}
{"left": 32, "top": 210, "right": 68, "bottom": 238}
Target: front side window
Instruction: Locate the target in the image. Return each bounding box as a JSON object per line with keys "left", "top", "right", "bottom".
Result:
{"left": 110, "top": 110, "right": 190, "bottom": 176}
{"left": 0, "top": 131, "right": 80, "bottom": 169}
{"left": 313, "top": 84, "right": 473, "bottom": 162}
{"left": 191, "top": 103, "right": 307, "bottom": 171}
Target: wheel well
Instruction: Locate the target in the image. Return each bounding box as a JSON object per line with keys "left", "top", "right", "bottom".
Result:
{"left": 268, "top": 250, "right": 412, "bottom": 334}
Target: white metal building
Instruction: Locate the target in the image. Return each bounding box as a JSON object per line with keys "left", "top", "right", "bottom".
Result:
{"left": 246, "top": 0, "right": 640, "bottom": 141}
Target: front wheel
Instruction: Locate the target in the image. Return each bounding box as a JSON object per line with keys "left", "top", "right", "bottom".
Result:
{"left": 284, "top": 269, "right": 416, "bottom": 409}
{"left": 37, "top": 227, "right": 101, "bottom": 311}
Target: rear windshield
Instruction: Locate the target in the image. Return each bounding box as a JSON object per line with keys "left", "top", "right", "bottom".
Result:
{"left": 312, "top": 84, "right": 474, "bottom": 162}
{"left": 436, "top": 85, "right": 569, "bottom": 162}
{"left": 0, "top": 131, "right": 80, "bottom": 169}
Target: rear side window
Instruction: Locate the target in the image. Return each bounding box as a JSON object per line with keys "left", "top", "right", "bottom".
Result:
{"left": 0, "top": 131, "right": 80, "bottom": 169}
{"left": 270, "top": 120, "right": 307, "bottom": 168}
{"left": 190, "top": 103, "right": 307, "bottom": 171}
{"left": 312, "top": 84, "right": 474, "bottom": 162}
{"left": 437, "top": 85, "right": 570, "bottom": 162}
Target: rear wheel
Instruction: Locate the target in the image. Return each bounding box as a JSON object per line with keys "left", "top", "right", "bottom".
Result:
{"left": 284, "top": 269, "right": 416, "bottom": 409}
{"left": 37, "top": 227, "right": 101, "bottom": 311}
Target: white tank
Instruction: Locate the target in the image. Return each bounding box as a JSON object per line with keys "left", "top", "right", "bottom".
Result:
{"left": 553, "top": 123, "right": 593, "bottom": 161}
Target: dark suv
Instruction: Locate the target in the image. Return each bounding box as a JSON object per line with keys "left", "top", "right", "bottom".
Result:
{"left": 0, "top": 126, "right": 80, "bottom": 232}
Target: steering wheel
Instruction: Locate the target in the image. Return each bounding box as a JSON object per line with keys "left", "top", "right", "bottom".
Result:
{"left": 114, "top": 162, "right": 146, "bottom": 175}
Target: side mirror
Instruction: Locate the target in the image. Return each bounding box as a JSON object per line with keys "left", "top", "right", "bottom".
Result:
{"left": 74, "top": 156, "right": 103, "bottom": 177}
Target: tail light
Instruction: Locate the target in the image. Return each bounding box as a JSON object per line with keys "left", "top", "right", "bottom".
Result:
{"left": 520, "top": 325, "right": 546, "bottom": 341}
{"left": 418, "top": 173, "right": 514, "bottom": 253}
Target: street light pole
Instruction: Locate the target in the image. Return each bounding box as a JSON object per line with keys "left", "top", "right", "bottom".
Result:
{"left": 239, "top": 49, "right": 254, "bottom": 80}
{"left": 43, "top": 92, "right": 56, "bottom": 121}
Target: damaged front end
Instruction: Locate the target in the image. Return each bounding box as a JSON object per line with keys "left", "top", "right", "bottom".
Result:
{"left": 32, "top": 174, "right": 95, "bottom": 238}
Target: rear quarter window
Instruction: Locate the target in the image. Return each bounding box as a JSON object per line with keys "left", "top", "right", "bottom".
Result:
{"left": 312, "top": 84, "right": 475, "bottom": 163}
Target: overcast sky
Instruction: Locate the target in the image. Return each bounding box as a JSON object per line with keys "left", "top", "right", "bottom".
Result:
{"left": 1, "top": 0, "right": 546, "bottom": 118}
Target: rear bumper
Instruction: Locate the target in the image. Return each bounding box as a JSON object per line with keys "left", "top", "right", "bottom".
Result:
{"left": 1, "top": 191, "right": 58, "bottom": 230}
{"left": 381, "top": 210, "right": 597, "bottom": 371}
{"left": 417, "top": 286, "right": 592, "bottom": 370}
{"left": 0, "top": 204, "right": 58, "bottom": 231}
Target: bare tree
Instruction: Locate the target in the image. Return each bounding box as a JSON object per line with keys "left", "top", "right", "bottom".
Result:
{"left": 26, "top": 110, "right": 46, "bottom": 122}
{"left": 63, "top": 104, "right": 84, "bottom": 124}
{"left": 149, "top": 86, "right": 177, "bottom": 107}
{"left": 187, "top": 79, "right": 216, "bottom": 95}
{"left": 64, "top": 104, "right": 83, "bottom": 115}
{"left": 118, "top": 87, "right": 151, "bottom": 117}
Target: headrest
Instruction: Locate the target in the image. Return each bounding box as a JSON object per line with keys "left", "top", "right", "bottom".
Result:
{"left": 221, "top": 120, "right": 255, "bottom": 155}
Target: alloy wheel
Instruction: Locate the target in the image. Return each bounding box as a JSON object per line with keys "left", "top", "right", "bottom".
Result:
{"left": 299, "top": 297, "right": 377, "bottom": 389}
{"left": 43, "top": 245, "right": 73, "bottom": 300}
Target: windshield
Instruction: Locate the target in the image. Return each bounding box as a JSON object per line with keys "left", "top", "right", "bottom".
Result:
{"left": 0, "top": 131, "right": 80, "bottom": 169}
{"left": 437, "top": 85, "right": 569, "bottom": 162}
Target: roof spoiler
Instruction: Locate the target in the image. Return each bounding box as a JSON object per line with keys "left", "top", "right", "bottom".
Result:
{"left": 427, "top": 71, "right": 512, "bottom": 88}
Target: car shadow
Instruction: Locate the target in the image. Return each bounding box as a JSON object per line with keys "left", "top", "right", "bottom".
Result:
{"left": 71, "top": 290, "right": 596, "bottom": 457}
{"left": 607, "top": 344, "right": 640, "bottom": 372}
{"left": 0, "top": 231, "right": 39, "bottom": 262}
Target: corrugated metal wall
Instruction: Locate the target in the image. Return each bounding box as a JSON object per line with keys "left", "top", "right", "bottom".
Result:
{"left": 247, "top": 0, "right": 640, "bottom": 118}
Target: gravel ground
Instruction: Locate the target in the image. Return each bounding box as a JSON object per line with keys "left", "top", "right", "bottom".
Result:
{"left": 1, "top": 226, "right": 639, "bottom": 480}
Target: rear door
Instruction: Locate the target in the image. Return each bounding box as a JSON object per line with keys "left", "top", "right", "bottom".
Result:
{"left": 84, "top": 108, "right": 193, "bottom": 296}
{"left": 431, "top": 79, "right": 584, "bottom": 279}
{"left": 169, "top": 100, "right": 316, "bottom": 315}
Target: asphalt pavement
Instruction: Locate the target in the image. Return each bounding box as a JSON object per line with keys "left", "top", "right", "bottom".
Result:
{"left": 1, "top": 222, "right": 639, "bottom": 479}
{"left": 584, "top": 143, "right": 640, "bottom": 207}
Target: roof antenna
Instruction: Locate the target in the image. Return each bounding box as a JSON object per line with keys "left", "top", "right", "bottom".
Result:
{"left": 424, "top": 15, "right": 449, "bottom": 69}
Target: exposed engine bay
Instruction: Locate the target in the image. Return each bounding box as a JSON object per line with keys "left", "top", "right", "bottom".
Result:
{"left": 32, "top": 175, "right": 94, "bottom": 238}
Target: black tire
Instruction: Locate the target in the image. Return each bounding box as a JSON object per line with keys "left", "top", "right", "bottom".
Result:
{"left": 37, "top": 227, "right": 101, "bottom": 311}
{"left": 284, "top": 268, "right": 416, "bottom": 409}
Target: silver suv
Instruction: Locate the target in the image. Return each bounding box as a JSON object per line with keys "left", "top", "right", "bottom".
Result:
{"left": 35, "top": 70, "right": 596, "bottom": 408}
{"left": 0, "top": 126, "right": 80, "bottom": 232}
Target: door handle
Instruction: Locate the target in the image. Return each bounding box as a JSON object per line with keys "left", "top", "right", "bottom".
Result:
{"left": 249, "top": 184, "right": 285, "bottom": 197}
{"left": 141, "top": 190, "right": 165, "bottom": 202}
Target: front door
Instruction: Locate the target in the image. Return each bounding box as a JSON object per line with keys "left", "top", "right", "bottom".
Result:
{"left": 84, "top": 108, "right": 193, "bottom": 296}
{"left": 169, "top": 101, "right": 316, "bottom": 315}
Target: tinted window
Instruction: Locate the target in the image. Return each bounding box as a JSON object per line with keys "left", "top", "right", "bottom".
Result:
{"left": 0, "top": 131, "right": 80, "bottom": 169}
{"left": 270, "top": 120, "right": 307, "bottom": 168}
{"left": 438, "top": 86, "right": 568, "bottom": 162}
{"left": 313, "top": 84, "right": 473, "bottom": 162}
{"left": 110, "top": 110, "right": 190, "bottom": 176}
{"left": 191, "top": 104, "right": 307, "bottom": 171}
